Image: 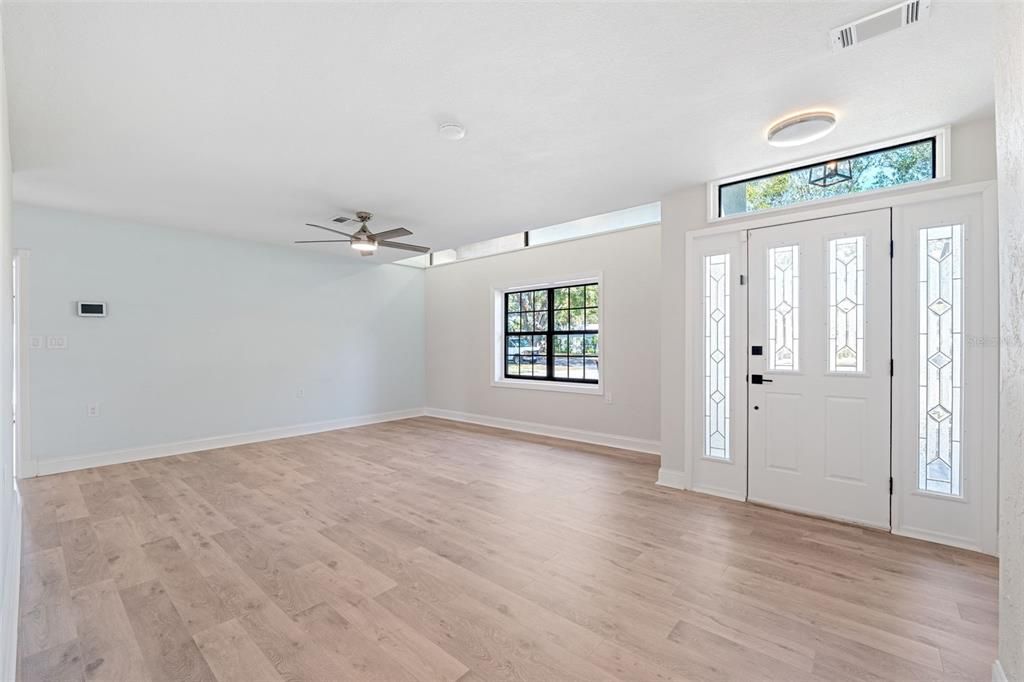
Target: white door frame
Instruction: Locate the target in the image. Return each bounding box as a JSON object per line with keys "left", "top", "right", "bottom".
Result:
{"left": 13, "top": 250, "right": 33, "bottom": 479}
{"left": 682, "top": 180, "right": 998, "bottom": 554}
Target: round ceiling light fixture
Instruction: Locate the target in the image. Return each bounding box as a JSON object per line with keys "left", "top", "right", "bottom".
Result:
{"left": 438, "top": 123, "right": 466, "bottom": 141}
{"left": 766, "top": 111, "right": 837, "bottom": 147}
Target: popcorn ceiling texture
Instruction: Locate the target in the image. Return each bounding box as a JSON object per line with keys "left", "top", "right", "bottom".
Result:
{"left": 996, "top": 3, "right": 1024, "bottom": 680}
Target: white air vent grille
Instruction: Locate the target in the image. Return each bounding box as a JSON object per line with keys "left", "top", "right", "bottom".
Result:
{"left": 830, "top": 0, "right": 931, "bottom": 51}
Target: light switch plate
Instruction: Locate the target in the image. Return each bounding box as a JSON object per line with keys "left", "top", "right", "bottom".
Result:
{"left": 29, "top": 336, "right": 43, "bottom": 349}
{"left": 47, "top": 335, "right": 68, "bottom": 350}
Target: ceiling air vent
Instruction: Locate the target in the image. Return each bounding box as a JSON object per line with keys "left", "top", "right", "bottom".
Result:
{"left": 830, "top": 0, "right": 931, "bottom": 51}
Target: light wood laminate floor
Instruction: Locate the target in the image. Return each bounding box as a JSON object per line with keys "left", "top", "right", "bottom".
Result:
{"left": 18, "top": 417, "right": 997, "bottom": 681}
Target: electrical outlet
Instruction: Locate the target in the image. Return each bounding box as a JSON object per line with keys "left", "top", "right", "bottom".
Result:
{"left": 86, "top": 404, "right": 100, "bottom": 417}
{"left": 47, "top": 335, "right": 68, "bottom": 350}
{"left": 296, "top": 388, "right": 305, "bottom": 398}
{"left": 29, "top": 336, "right": 43, "bottom": 350}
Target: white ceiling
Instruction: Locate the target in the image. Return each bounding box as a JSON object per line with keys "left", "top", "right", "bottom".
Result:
{"left": 3, "top": 1, "right": 996, "bottom": 262}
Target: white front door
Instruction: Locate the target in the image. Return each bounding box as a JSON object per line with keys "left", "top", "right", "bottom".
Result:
{"left": 747, "top": 209, "right": 892, "bottom": 528}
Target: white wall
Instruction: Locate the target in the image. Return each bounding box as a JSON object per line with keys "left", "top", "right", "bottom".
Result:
{"left": 13, "top": 204, "right": 425, "bottom": 473}
{"left": 659, "top": 117, "right": 998, "bottom": 483}
{"left": 995, "top": 4, "right": 1024, "bottom": 680}
{"left": 424, "top": 225, "right": 661, "bottom": 451}
{"left": 0, "top": 16, "right": 20, "bottom": 681}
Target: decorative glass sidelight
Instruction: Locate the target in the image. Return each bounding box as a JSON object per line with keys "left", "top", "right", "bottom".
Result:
{"left": 767, "top": 245, "right": 800, "bottom": 371}
{"left": 828, "top": 236, "right": 866, "bottom": 373}
{"left": 703, "top": 254, "right": 730, "bottom": 459}
{"left": 919, "top": 224, "right": 963, "bottom": 496}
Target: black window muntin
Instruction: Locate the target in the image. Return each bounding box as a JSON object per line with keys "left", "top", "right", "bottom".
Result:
{"left": 717, "top": 137, "right": 937, "bottom": 217}
{"left": 504, "top": 283, "right": 599, "bottom": 384}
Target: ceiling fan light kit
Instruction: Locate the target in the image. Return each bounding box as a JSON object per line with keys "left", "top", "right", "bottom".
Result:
{"left": 294, "top": 211, "right": 430, "bottom": 257}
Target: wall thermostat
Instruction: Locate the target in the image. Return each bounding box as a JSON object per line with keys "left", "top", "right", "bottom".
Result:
{"left": 77, "top": 301, "right": 107, "bottom": 317}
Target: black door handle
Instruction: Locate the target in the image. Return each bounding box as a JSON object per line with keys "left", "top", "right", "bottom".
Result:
{"left": 751, "top": 374, "right": 774, "bottom": 384}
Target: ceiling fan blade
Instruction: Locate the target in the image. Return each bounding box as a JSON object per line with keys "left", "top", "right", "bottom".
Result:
{"left": 294, "top": 239, "right": 351, "bottom": 244}
{"left": 305, "top": 223, "right": 353, "bottom": 238}
{"left": 379, "top": 240, "right": 430, "bottom": 253}
{"left": 369, "top": 227, "right": 412, "bottom": 241}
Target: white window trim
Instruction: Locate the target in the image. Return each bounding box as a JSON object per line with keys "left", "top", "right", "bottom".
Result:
{"left": 491, "top": 272, "right": 604, "bottom": 395}
{"left": 707, "top": 126, "right": 951, "bottom": 223}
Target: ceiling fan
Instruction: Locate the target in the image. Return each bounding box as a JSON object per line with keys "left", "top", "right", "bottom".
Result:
{"left": 295, "top": 211, "right": 430, "bottom": 257}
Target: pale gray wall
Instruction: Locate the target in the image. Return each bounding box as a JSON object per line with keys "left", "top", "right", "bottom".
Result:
{"left": 996, "top": 3, "right": 1024, "bottom": 679}
{"left": 424, "top": 225, "right": 661, "bottom": 446}
{"left": 14, "top": 204, "right": 425, "bottom": 470}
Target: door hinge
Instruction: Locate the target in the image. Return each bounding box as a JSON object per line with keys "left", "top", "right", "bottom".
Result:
{"left": 739, "top": 274, "right": 746, "bottom": 286}
{"left": 889, "top": 477, "right": 894, "bottom": 495}
{"left": 890, "top": 358, "right": 894, "bottom": 377}
{"left": 890, "top": 240, "right": 895, "bottom": 258}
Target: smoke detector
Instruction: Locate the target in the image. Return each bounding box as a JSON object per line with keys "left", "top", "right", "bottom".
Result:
{"left": 830, "top": 0, "right": 931, "bottom": 51}
{"left": 439, "top": 123, "right": 466, "bottom": 141}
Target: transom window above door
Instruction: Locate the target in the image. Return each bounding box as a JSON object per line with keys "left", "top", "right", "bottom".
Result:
{"left": 503, "top": 282, "right": 600, "bottom": 384}
{"left": 710, "top": 129, "right": 948, "bottom": 220}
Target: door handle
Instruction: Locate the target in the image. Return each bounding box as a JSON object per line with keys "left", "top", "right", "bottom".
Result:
{"left": 751, "top": 374, "right": 774, "bottom": 384}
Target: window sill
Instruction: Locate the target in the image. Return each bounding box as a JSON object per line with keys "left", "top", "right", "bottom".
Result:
{"left": 491, "top": 378, "right": 603, "bottom": 396}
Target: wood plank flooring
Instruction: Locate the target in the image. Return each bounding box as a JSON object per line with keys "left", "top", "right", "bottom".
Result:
{"left": 17, "top": 416, "right": 998, "bottom": 681}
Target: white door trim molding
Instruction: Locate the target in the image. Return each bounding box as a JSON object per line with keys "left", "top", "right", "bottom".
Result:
{"left": 14, "top": 250, "right": 32, "bottom": 479}
{"left": 0, "top": 490, "right": 21, "bottom": 682}
{"left": 688, "top": 180, "right": 995, "bottom": 239}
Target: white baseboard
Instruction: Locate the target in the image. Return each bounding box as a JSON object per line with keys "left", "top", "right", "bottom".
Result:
{"left": 423, "top": 407, "right": 660, "bottom": 455}
{"left": 33, "top": 408, "right": 426, "bottom": 476}
{"left": 993, "top": 660, "right": 1008, "bottom": 682}
{"left": 656, "top": 467, "right": 687, "bottom": 490}
{"left": 691, "top": 484, "right": 747, "bottom": 502}
{"left": 0, "top": 491, "right": 22, "bottom": 682}
{"left": 893, "top": 524, "right": 990, "bottom": 555}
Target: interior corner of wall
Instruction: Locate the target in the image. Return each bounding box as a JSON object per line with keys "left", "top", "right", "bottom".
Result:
{"left": 656, "top": 466, "right": 687, "bottom": 491}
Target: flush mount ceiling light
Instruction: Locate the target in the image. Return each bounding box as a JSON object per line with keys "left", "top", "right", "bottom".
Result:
{"left": 766, "top": 111, "right": 837, "bottom": 147}
{"left": 439, "top": 123, "right": 466, "bottom": 141}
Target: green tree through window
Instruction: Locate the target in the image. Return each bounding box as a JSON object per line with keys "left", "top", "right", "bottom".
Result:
{"left": 720, "top": 139, "right": 935, "bottom": 216}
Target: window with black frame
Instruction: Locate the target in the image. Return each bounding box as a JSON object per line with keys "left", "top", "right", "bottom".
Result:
{"left": 504, "top": 283, "right": 600, "bottom": 383}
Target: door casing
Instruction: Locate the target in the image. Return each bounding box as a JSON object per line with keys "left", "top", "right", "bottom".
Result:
{"left": 680, "top": 181, "right": 999, "bottom": 555}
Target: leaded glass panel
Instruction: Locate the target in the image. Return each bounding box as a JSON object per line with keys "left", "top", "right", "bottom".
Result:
{"left": 828, "top": 236, "right": 866, "bottom": 373}
{"left": 704, "top": 254, "right": 730, "bottom": 460}
{"left": 919, "top": 224, "right": 963, "bottom": 496}
{"left": 767, "top": 245, "right": 800, "bottom": 371}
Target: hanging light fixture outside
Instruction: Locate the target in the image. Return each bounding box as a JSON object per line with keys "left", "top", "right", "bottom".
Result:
{"left": 808, "top": 158, "right": 853, "bottom": 187}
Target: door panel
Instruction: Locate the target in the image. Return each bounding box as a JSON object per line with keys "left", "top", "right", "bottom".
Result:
{"left": 748, "top": 209, "right": 892, "bottom": 528}
{"left": 824, "top": 396, "right": 867, "bottom": 482}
